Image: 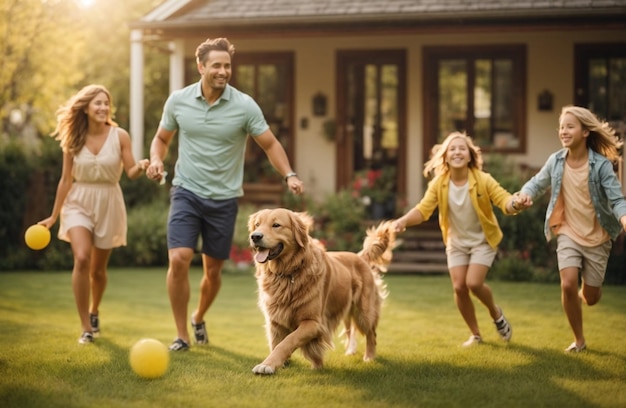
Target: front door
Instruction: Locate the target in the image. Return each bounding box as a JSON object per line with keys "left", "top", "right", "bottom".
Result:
{"left": 336, "top": 50, "right": 406, "bottom": 217}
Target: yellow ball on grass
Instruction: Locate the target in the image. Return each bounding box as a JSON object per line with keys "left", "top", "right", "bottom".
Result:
{"left": 24, "top": 225, "right": 51, "bottom": 250}
{"left": 129, "top": 338, "right": 169, "bottom": 379}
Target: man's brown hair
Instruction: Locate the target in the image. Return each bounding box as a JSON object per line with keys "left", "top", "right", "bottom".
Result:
{"left": 195, "top": 38, "right": 235, "bottom": 65}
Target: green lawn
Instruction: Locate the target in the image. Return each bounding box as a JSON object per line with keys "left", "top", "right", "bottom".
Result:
{"left": 0, "top": 268, "right": 625, "bottom": 408}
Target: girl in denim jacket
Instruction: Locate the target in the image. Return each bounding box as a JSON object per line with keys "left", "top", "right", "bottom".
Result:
{"left": 519, "top": 106, "right": 626, "bottom": 353}
{"left": 394, "top": 132, "right": 528, "bottom": 347}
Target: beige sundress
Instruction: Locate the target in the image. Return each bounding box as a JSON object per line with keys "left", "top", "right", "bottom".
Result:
{"left": 58, "top": 127, "right": 127, "bottom": 249}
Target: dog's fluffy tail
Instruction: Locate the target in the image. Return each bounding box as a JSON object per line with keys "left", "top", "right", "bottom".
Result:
{"left": 358, "top": 221, "right": 396, "bottom": 274}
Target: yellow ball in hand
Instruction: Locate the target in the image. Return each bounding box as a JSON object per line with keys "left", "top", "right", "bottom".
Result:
{"left": 24, "top": 225, "right": 51, "bottom": 250}
{"left": 129, "top": 338, "right": 170, "bottom": 379}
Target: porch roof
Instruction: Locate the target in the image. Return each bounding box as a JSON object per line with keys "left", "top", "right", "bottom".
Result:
{"left": 131, "top": 0, "right": 626, "bottom": 35}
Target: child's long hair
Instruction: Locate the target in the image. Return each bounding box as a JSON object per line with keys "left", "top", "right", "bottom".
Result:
{"left": 424, "top": 131, "right": 483, "bottom": 177}
{"left": 560, "top": 105, "right": 623, "bottom": 164}
{"left": 51, "top": 85, "right": 117, "bottom": 155}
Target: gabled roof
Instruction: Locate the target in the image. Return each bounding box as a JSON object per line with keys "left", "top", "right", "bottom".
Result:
{"left": 131, "top": 0, "right": 626, "bottom": 36}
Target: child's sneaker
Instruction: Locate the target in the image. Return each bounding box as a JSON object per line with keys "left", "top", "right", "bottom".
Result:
{"left": 90, "top": 313, "right": 100, "bottom": 338}
{"left": 565, "top": 342, "right": 586, "bottom": 353}
{"left": 78, "top": 332, "right": 94, "bottom": 344}
{"left": 462, "top": 335, "right": 482, "bottom": 347}
{"left": 494, "top": 307, "right": 512, "bottom": 341}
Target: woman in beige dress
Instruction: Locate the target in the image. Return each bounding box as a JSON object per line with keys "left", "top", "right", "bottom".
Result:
{"left": 39, "top": 85, "right": 149, "bottom": 344}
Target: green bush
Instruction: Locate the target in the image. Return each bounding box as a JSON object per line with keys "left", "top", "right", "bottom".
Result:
{"left": 120, "top": 175, "right": 167, "bottom": 208}
{"left": 605, "top": 233, "right": 626, "bottom": 285}
{"left": 484, "top": 155, "right": 557, "bottom": 274}
{"left": 232, "top": 202, "right": 260, "bottom": 249}
{"left": 310, "top": 189, "right": 367, "bottom": 252}
{"left": 112, "top": 199, "right": 169, "bottom": 267}
{"left": 490, "top": 252, "right": 559, "bottom": 283}
{"left": 21, "top": 199, "right": 171, "bottom": 271}
{"left": 489, "top": 256, "right": 534, "bottom": 281}
{"left": 281, "top": 189, "right": 317, "bottom": 213}
{"left": 0, "top": 140, "right": 34, "bottom": 265}
{"left": 36, "top": 236, "right": 73, "bottom": 270}
{"left": 0, "top": 135, "right": 171, "bottom": 271}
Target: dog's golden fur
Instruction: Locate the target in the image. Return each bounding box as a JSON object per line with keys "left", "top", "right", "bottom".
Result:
{"left": 248, "top": 208, "right": 395, "bottom": 375}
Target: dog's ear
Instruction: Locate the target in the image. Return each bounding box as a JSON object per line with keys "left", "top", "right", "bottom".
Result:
{"left": 295, "top": 212, "right": 315, "bottom": 233}
{"left": 291, "top": 211, "right": 309, "bottom": 248}
{"left": 248, "top": 210, "right": 260, "bottom": 233}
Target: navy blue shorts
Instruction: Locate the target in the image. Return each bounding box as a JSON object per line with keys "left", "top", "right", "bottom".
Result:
{"left": 167, "top": 186, "right": 238, "bottom": 259}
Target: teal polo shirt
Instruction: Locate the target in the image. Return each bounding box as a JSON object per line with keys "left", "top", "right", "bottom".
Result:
{"left": 160, "top": 81, "right": 269, "bottom": 199}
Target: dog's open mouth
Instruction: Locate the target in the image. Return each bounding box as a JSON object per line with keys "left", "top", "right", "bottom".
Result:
{"left": 254, "top": 243, "right": 284, "bottom": 263}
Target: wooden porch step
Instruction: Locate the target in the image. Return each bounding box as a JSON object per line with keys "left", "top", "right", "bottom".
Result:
{"left": 389, "top": 219, "right": 447, "bottom": 274}
{"left": 387, "top": 262, "right": 448, "bottom": 274}
{"left": 240, "top": 182, "right": 283, "bottom": 207}
{"left": 393, "top": 251, "right": 446, "bottom": 262}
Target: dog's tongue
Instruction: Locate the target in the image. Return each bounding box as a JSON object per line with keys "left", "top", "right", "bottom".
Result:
{"left": 255, "top": 248, "right": 270, "bottom": 263}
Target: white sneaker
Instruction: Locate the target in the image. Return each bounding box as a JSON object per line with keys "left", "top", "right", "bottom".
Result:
{"left": 565, "top": 342, "right": 586, "bottom": 353}
{"left": 78, "top": 332, "right": 94, "bottom": 344}
{"left": 462, "top": 335, "right": 482, "bottom": 347}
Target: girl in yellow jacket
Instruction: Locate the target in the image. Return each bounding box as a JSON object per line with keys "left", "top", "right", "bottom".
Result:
{"left": 393, "top": 131, "right": 530, "bottom": 347}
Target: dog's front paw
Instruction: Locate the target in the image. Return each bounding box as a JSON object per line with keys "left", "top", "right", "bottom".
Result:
{"left": 345, "top": 335, "right": 358, "bottom": 355}
{"left": 252, "top": 364, "right": 276, "bottom": 375}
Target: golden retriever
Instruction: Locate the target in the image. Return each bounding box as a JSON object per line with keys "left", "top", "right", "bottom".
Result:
{"left": 248, "top": 208, "right": 395, "bottom": 375}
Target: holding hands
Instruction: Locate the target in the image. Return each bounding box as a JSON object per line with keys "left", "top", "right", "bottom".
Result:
{"left": 392, "top": 207, "right": 424, "bottom": 234}
{"left": 510, "top": 192, "right": 533, "bottom": 213}
{"left": 137, "top": 159, "right": 150, "bottom": 171}
{"left": 134, "top": 159, "right": 150, "bottom": 178}
{"left": 146, "top": 160, "right": 167, "bottom": 185}
{"left": 392, "top": 218, "right": 407, "bottom": 234}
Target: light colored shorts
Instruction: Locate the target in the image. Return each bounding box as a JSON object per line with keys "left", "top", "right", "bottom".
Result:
{"left": 446, "top": 241, "right": 497, "bottom": 268}
{"left": 556, "top": 234, "right": 612, "bottom": 287}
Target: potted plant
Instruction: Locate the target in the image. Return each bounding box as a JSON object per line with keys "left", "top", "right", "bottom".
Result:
{"left": 352, "top": 167, "right": 396, "bottom": 219}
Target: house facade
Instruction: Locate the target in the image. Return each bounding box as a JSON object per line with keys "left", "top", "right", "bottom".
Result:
{"left": 129, "top": 0, "right": 626, "bottom": 207}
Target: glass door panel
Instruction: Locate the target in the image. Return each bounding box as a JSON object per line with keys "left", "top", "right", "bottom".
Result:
{"left": 337, "top": 50, "right": 406, "bottom": 218}
{"left": 230, "top": 53, "right": 294, "bottom": 183}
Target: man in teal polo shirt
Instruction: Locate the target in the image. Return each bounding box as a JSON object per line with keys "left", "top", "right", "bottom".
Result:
{"left": 147, "top": 37, "right": 304, "bottom": 351}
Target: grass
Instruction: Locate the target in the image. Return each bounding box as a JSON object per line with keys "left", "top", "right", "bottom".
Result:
{"left": 0, "top": 267, "right": 625, "bottom": 408}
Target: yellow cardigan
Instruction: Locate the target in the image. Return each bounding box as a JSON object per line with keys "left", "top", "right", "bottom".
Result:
{"left": 416, "top": 168, "right": 514, "bottom": 249}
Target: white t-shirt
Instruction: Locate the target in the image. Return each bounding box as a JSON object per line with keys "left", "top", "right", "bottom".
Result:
{"left": 447, "top": 181, "right": 486, "bottom": 248}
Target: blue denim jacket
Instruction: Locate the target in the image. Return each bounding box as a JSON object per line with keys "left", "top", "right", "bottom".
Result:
{"left": 520, "top": 147, "right": 626, "bottom": 242}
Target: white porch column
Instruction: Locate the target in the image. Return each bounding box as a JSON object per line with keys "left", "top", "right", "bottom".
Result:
{"left": 130, "top": 29, "right": 145, "bottom": 161}
{"left": 169, "top": 40, "right": 185, "bottom": 92}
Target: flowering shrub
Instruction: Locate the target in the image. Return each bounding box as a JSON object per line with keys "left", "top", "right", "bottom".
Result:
{"left": 228, "top": 203, "right": 257, "bottom": 267}
{"left": 352, "top": 166, "right": 396, "bottom": 205}
{"left": 230, "top": 245, "right": 253, "bottom": 267}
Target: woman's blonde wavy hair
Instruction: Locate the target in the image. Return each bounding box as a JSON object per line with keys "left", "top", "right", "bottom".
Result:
{"left": 424, "top": 131, "right": 484, "bottom": 177}
{"left": 560, "top": 105, "right": 623, "bottom": 163}
{"left": 51, "top": 85, "right": 117, "bottom": 155}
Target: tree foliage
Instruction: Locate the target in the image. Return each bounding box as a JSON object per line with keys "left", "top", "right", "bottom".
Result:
{"left": 0, "top": 0, "right": 165, "bottom": 139}
{"left": 0, "top": 0, "right": 86, "bottom": 136}
{"left": 0, "top": 0, "right": 168, "bottom": 269}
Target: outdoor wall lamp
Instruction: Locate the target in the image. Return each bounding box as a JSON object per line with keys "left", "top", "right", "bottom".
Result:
{"left": 313, "top": 92, "right": 327, "bottom": 116}
{"left": 538, "top": 89, "right": 553, "bottom": 111}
